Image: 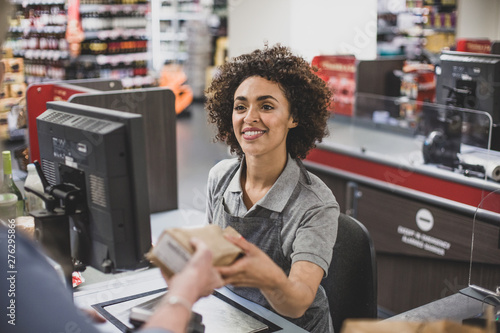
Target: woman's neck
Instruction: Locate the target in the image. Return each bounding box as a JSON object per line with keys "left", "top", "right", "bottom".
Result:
{"left": 242, "top": 152, "right": 288, "bottom": 194}
{"left": 240, "top": 152, "right": 288, "bottom": 209}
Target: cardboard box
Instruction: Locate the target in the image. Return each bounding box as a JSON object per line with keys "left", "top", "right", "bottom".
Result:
{"left": 147, "top": 225, "right": 244, "bottom": 277}
{"left": 341, "top": 319, "right": 487, "bottom": 333}
{"left": 3, "top": 58, "right": 24, "bottom": 73}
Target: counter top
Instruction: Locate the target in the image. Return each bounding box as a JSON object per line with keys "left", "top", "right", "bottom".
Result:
{"left": 318, "top": 118, "right": 500, "bottom": 191}
{"left": 305, "top": 118, "right": 500, "bottom": 220}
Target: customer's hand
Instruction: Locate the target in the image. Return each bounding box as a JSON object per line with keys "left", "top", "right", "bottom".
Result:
{"left": 80, "top": 308, "right": 106, "bottom": 324}
{"left": 166, "top": 237, "right": 224, "bottom": 303}
{"left": 145, "top": 238, "right": 223, "bottom": 332}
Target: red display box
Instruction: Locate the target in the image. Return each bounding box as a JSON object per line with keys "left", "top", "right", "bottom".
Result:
{"left": 312, "top": 55, "right": 356, "bottom": 117}
{"left": 456, "top": 39, "right": 491, "bottom": 54}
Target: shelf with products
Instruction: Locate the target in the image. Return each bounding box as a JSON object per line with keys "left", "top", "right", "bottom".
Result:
{"left": 79, "top": 3, "right": 149, "bottom": 31}
{"left": 377, "top": 0, "right": 456, "bottom": 59}
{"left": 150, "top": 0, "right": 211, "bottom": 70}
{"left": 71, "top": 0, "right": 151, "bottom": 84}
{"left": 72, "top": 52, "right": 152, "bottom": 86}
{"left": 5, "top": 0, "right": 70, "bottom": 83}
{"left": 5, "top": 0, "right": 152, "bottom": 84}
{"left": 80, "top": 29, "right": 148, "bottom": 55}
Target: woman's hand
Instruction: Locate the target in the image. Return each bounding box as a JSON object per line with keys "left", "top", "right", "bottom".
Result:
{"left": 216, "top": 234, "right": 287, "bottom": 290}
{"left": 217, "top": 234, "right": 324, "bottom": 319}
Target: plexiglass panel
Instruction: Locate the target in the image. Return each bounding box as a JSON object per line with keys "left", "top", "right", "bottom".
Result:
{"left": 335, "top": 92, "right": 500, "bottom": 303}
{"left": 468, "top": 188, "right": 500, "bottom": 302}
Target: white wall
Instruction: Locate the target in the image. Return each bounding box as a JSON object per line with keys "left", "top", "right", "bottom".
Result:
{"left": 456, "top": 0, "right": 500, "bottom": 40}
{"left": 228, "top": 0, "right": 377, "bottom": 61}
{"left": 289, "top": 0, "right": 378, "bottom": 61}
{"left": 227, "top": 0, "right": 291, "bottom": 58}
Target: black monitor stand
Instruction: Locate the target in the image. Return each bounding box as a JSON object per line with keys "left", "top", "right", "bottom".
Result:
{"left": 25, "top": 162, "right": 89, "bottom": 288}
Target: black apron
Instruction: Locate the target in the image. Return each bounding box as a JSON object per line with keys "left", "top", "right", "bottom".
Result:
{"left": 214, "top": 161, "right": 333, "bottom": 333}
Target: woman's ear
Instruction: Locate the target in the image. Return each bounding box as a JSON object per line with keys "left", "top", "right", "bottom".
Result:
{"left": 289, "top": 118, "right": 299, "bottom": 129}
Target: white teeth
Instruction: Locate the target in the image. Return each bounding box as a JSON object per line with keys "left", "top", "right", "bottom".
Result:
{"left": 244, "top": 131, "right": 264, "bottom": 136}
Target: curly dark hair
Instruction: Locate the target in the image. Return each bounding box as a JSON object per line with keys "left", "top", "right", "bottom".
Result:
{"left": 205, "top": 44, "right": 332, "bottom": 160}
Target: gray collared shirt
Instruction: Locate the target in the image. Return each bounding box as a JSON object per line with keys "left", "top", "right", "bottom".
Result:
{"left": 206, "top": 155, "right": 339, "bottom": 275}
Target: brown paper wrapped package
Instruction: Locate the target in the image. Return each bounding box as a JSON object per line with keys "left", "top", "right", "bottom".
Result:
{"left": 146, "top": 225, "right": 244, "bottom": 277}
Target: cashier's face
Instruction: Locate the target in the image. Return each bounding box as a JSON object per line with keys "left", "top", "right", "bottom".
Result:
{"left": 232, "top": 76, "right": 297, "bottom": 158}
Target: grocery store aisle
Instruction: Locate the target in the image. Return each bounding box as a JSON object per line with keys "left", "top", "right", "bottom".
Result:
{"left": 175, "top": 102, "right": 230, "bottom": 212}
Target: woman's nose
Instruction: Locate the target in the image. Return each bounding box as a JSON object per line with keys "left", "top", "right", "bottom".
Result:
{"left": 244, "top": 106, "right": 259, "bottom": 123}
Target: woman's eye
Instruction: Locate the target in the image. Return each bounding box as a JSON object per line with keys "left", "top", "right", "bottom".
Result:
{"left": 262, "top": 104, "right": 274, "bottom": 110}
{"left": 234, "top": 105, "right": 246, "bottom": 111}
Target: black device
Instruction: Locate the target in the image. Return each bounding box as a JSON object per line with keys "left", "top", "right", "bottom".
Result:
{"left": 128, "top": 293, "right": 205, "bottom": 333}
{"left": 30, "top": 101, "right": 152, "bottom": 282}
{"left": 436, "top": 51, "right": 500, "bottom": 151}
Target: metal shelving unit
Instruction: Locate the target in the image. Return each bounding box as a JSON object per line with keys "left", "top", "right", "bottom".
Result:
{"left": 149, "top": 0, "right": 209, "bottom": 71}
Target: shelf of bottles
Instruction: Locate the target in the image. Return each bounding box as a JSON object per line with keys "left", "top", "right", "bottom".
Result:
{"left": 377, "top": 0, "right": 456, "bottom": 57}
{"left": 5, "top": 0, "right": 153, "bottom": 87}
{"left": 6, "top": 0, "right": 70, "bottom": 84}
{"left": 378, "top": 0, "right": 456, "bottom": 37}
{"left": 76, "top": 0, "right": 153, "bottom": 86}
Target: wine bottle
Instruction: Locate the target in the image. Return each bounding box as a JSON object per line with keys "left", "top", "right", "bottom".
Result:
{"left": 1, "top": 151, "right": 25, "bottom": 217}
{"left": 24, "top": 163, "right": 46, "bottom": 213}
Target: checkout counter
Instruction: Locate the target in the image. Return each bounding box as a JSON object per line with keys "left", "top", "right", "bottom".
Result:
{"left": 73, "top": 209, "right": 308, "bottom": 333}
{"left": 305, "top": 51, "right": 500, "bottom": 316}
{"left": 303, "top": 96, "right": 500, "bottom": 315}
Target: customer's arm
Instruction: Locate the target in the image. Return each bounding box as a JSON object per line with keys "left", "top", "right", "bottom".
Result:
{"left": 0, "top": 224, "right": 104, "bottom": 333}
{"left": 142, "top": 237, "right": 223, "bottom": 333}
{"left": 217, "top": 234, "right": 323, "bottom": 319}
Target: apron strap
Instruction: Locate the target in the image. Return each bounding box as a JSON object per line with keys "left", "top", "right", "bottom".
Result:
{"left": 269, "top": 211, "right": 280, "bottom": 220}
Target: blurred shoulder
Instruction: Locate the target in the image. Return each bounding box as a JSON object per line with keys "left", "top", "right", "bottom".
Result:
{"left": 208, "top": 158, "right": 240, "bottom": 181}
{"left": 308, "top": 171, "right": 336, "bottom": 199}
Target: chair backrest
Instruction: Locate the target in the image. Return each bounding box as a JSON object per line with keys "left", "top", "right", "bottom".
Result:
{"left": 321, "top": 213, "right": 378, "bottom": 333}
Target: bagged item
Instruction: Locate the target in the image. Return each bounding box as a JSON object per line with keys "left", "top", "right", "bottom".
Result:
{"left": 147, "top": 225, "right": 244, "bottom": 277}
{"left": 341, "top": 319, "right": 489, "bottom": 333}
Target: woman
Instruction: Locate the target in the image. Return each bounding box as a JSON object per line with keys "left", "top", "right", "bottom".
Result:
{"left": 205, "top": 44, "right": 339, "bottom": 333}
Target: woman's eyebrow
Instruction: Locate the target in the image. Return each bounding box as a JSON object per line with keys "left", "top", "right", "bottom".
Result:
{"left": 234, "top": 96, "right": 247, "bottom": 102}
{"left": 234, "top": 95, "right": 279, "bottom": 102}
{"left": 257, "top": 95, "right": 279, "bottom": 102}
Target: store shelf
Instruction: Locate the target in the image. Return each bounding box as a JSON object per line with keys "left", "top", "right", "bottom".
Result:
{"left": 159, "top": 32, "right": 188, "bottom": 41}
{"left": 84, "top": 28, "right": 147, "bottom": 40}
{"left": 76, "top": 1, "right": 150, "bottom": 83}
{"left": 11, "top": 0, "right": 65, "bottom": 4}
{"left": 159, "top": 12, "right": 205, "bottom": 21}
{"left": 150, "top": 0, "right": 209, "bottom": 70}
{"left": 23, "top": 49, "right": 70, "bottom": 59}
{"left": 377, "top": 0, "right": 456, "bottom": 58}
{"left": 79, "top": 3, "right": 149, "bottom": 13}
{"left": 6, "top": 0, "right": 70, "bottom": 81}
{"left": 78, "top": 52, "right": 148, "bottom": 64}
{"left": 423, "top": 27, "right": 455, "bottom": 34}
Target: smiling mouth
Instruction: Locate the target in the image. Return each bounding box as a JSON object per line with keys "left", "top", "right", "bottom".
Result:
{"left": 243, "top": 130, "right": 266, "bottom": 136}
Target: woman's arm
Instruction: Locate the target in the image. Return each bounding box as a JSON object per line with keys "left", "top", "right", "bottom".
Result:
{"left": 216, "top": 234, "right": 324, "bottom": 318}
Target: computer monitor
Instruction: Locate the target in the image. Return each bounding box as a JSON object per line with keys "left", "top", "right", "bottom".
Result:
{"left": 34, "top": 101, "right": 151, "bottom": 276}
{"left": 436, "top": 51, "right": 500, "bottom": 151}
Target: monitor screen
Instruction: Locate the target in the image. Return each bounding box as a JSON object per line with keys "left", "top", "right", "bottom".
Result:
{"left": 436, "top": 51, "right": 500, "bottom": 151}
{"left": 36, "top": 101, "right": 151, "bottom": 274}
{"left": 436, "top": 51, "right": 500, "bottom": 122}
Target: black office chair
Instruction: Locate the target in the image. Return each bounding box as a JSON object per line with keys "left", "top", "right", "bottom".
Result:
{"left": 321, "top": 213, "right": 378, "bottom": 333}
